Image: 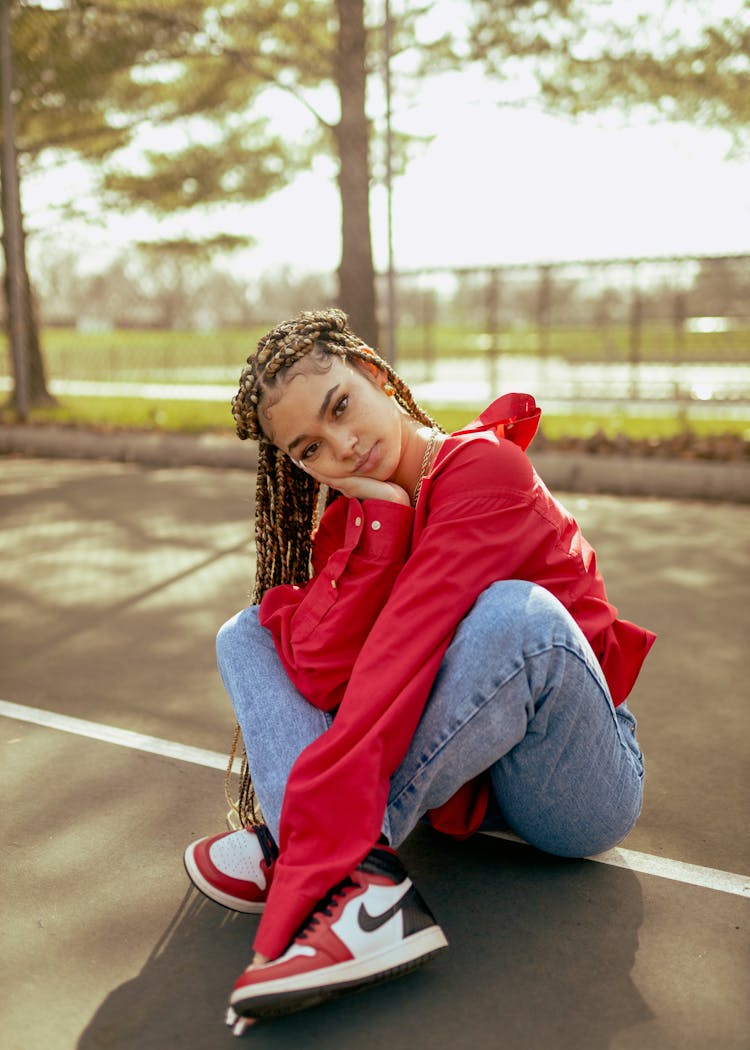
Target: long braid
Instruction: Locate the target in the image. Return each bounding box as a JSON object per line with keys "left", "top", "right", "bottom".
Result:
{"left": 225, "top": 308, "right": 442, "bottom": 826}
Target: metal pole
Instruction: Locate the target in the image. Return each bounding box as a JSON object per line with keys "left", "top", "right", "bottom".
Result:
{"left": 629, "top": 261, "right": 642, "bottom": 401}
{"left": 537, "top": 264, "right": 551, "bottom": 390}
{"left": 421, "top": 281, "right": 436, "bottom": 381}
{"left": 486, "top": 268, "right": 499, "bottom": 395}
{"left": 0, "top": 0, "right": 29, "bottom": 418}
{"left": 673, "top": 285, "right": 687, "bottom": 427}
{"left": 383, "top": 0, "right": 397, "bottom": 364}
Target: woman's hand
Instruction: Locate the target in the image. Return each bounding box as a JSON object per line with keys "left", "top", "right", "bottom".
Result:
{"left": 297, "top": 461, "right": 411, "bottom": 505}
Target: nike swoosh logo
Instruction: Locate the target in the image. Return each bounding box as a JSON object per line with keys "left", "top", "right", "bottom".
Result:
{"left": 357, "top": 886, "right": 410, "bottom": 933}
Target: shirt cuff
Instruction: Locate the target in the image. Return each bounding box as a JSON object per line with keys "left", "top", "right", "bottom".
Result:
{"left": 344, "top": 498, "right": 414, "bottom": 559}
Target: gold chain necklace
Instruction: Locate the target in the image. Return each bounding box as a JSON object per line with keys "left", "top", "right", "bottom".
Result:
{"left": 412, "top": 429, "right": 440, "bottom": 506}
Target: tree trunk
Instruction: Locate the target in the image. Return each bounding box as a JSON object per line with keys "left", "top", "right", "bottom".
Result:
{"left": 6, "top": 228, "right": 51, "bottom": 402}
{"left": 334, "top": 0, "right": 378, "bottom": 349}
{"left": 0, "top": 188, "right": 53, "bottom": 412}
{"left": 0, "top": 0, "right": 53, "bottom": 412}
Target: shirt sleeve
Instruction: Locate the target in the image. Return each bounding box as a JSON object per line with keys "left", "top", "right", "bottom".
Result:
{"left": 259, "top": 495, "right": 414, "bottom": 710}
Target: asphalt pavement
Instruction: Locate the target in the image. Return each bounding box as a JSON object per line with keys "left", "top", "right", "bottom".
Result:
{"left": 0, "top": 449, "right": 748, "bottom": 1050}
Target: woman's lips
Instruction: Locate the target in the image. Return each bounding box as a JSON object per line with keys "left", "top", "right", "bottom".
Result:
{"left": 355, "top": 443, "right": 379, "bottom": 474}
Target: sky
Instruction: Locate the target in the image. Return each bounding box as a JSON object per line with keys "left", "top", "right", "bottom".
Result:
{"left": 23, "top": 4, "right": 750, "bottom": 280}
{"left": 261, "top": 88, "right": 750, "bottom": 274}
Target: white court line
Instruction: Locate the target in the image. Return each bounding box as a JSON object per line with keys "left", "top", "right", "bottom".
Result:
{"left": 0, "top": 698, "right": 243, "bottom": 775}
{"left": 2, "top": 697, "right": 749, "bottom": 900}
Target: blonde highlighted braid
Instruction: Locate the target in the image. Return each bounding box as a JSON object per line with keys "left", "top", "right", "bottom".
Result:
{"left": 226, "top": 307, "right": 442, "bottom": 826}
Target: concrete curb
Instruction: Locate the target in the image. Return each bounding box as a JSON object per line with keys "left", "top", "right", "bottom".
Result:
{"left": 0, "top": 423, "right": 257, "bottom": 471}
{"left": 2, "top": 423, "right": 749, "bottom": 503}
{"left": 530, "top": 450, "right": 749, "bottom": 503}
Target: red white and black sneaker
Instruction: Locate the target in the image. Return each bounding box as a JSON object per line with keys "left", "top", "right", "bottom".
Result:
{"left": 228, "top": 846, "right": 448, "bottom": 1021}
{"left": 183, "top": 825, "right": 278, "bottom": 913}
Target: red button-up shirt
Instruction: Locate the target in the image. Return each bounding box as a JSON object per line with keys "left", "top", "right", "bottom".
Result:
{"left": 254, "top": 394, "right": 655, "bottom": 958}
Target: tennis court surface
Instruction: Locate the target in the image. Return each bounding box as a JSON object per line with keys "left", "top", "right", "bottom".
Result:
{"left": 1, "top": 457, "right": 747, "bottom": 1050}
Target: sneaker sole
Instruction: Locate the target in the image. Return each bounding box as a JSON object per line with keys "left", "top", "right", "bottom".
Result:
{"left": 183, "top": 842, "right": 266, "bottom": 914}
{"left": 230, "top": 926, "right": 449, "bottom": 1018}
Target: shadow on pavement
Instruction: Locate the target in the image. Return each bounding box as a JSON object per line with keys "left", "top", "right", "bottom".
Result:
{"left": 76, "top": 887, "right": 249, "bottom": 1050}
{"left": 77, "top": 829, "right": 650, "bottom": 1050}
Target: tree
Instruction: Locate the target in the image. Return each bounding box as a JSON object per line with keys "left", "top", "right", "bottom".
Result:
{"left": 689, "top": 256, "right": 750, "bottom": 317}
{"left": 334, "top": 0, "right": 376, "bottom": 344}
{"left": 6, "top": 0, "right": 382, "bottom": 362}
{"left": 468, "top": 0, "right": 750, "bottom": 151}
{"left": 132, "top": 235, "right": 250, "bottom": 329}
{"left": 1, "top": 0, "right": 50, "bottom": 412}
{"left": 5, "top": 0, "right": 749, "bottom": 416}
{"left": 2, "top": 0, "right": 190, "bottom": 409}
{"left": 98, "top": 0, "right": 380, "bottom": 343}
{"left": 3, "top": 0, "right": 304, "bottom": 406}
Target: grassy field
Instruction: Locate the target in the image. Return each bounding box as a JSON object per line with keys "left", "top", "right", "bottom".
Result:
{"left": 7, "top": 392, "right": 748, "bottom": 442}
{"left": 394, "top": 322, "right": 749, "bottom": 363}
{"left": 1, "top": 322, "right": 748, "bottom": 385}
{"left": 2, "top": 325, "right": 748, "bottom": 440}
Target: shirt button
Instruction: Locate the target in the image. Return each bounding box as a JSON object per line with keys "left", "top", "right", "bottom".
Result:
{"left": 371, "top": 520, "right": 381, "bottom": 531}
{"left": 354, "top": 516, "right": 362, "bottom": 527}
{"left": 330, "top": 579, "right": 337, "bottom": 589}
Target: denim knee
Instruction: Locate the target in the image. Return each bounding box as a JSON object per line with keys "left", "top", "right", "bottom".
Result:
{"left": 215, "top": 605, "right": 262, "bottom": 669}
{"left": 469, "top": 580, "right": 577, "bottom": 649}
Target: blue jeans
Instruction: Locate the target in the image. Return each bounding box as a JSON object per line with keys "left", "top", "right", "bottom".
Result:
{"left": 216, "top": 581, "right": 644, "bottom": 859}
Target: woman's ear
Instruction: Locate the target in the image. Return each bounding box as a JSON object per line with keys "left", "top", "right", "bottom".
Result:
{"left": 353, "top": 348, "right": 385, "bottom": 383}
{"left": 352, "top": 349, "right": 395, "bottom": 396}
{"left": 365, "top": 359, "right": 395, "bottom": 396}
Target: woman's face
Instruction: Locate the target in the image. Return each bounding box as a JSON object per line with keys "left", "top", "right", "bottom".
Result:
{"left": 259, "top": 355, "right": 407, "bottom": 484}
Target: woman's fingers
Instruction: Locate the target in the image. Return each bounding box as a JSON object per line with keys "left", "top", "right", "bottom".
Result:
{"left": 295, "top": 459, "right": 410, "bottom": 504}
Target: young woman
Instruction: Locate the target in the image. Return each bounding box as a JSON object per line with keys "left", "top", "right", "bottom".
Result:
{"left": 183, "top": 308, "right": 655, "bottom": 1032}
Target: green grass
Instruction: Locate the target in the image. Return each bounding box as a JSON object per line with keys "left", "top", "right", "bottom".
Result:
{"left": 432, "top": 406, "right": 750, "bottom": 441}
{"left": 2, "top": 325, "right": 748, "bottom": 441}
{"left": 2, "top": 321, "right": 748, "bottom": 384}
{"left": 395, "top": 322, "right": 750, "bottom": 363}
{"left": 4, "top": 395, "right": 236, "bottom": 434}
{"left": 4, "top": 393, "right": 748, "bottom": 443}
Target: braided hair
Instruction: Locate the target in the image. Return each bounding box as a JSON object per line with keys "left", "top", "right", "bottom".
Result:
{"left": 226, "top": 307, "right": 442, "bottom": 825}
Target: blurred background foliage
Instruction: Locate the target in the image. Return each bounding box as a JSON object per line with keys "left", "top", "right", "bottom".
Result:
{"left": 1, "top": 0, "right": 748, "bottom": 436}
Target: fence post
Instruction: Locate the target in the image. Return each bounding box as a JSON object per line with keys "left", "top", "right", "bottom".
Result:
{"left": 673, "top": 288, "right": 687, "bottom": 427}
{"left": 629, "top": 261, "right": 642, "bottom": 400}
{"left": 485, "top": 268, "right": 500, "bottom": 395}
{"left": 421, "top": 282, "right": 436, "bottom": 382}
{"left": 537, "top": 264, "right": 551, "bottom": 389}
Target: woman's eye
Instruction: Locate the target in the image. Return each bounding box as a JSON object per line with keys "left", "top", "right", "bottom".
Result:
{"left": 333, "top": 395, "right": 348, "bottom": 417}
{"left": 301, "top": 442, "right": 320, "bottom": 460}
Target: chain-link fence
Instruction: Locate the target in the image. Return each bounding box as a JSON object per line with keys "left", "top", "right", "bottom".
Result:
{"left": 3, "top": 253, "right": 747, "bottom": 421}
{"left": 376, "top": 254, "right": 750, "bottom": 418}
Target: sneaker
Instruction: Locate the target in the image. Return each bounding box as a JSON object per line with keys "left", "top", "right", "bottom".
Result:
{"left": 183, "top": 825, "right": 278, "bottom": 913}
{"left": 228, "top": 846, "right": 448, "bottom": 1020}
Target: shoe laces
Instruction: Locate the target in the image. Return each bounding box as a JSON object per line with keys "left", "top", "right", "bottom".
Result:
{"left": 296, "top": 876, "right": 357, "bottom": 941}
{"left": 252, "top": 823, "right": 279, "bottom": 867}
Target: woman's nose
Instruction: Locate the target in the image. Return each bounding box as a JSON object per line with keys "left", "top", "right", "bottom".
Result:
{"left": 331, "top": 431, "right": 358, "bottom": 459}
